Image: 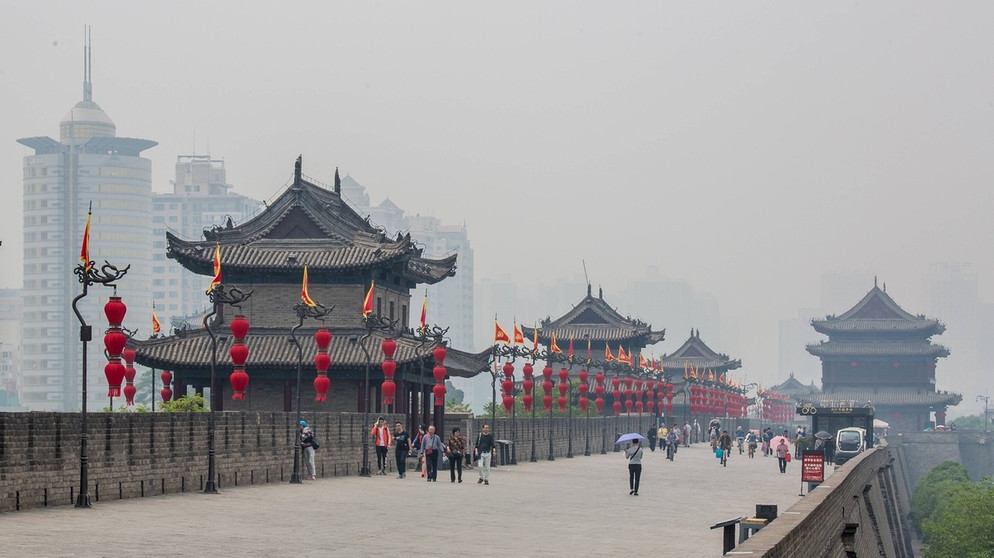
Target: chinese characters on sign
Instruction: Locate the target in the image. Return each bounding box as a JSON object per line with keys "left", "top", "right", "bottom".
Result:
{"left": 801, "top": 451, "right": 825, "bottom": 483}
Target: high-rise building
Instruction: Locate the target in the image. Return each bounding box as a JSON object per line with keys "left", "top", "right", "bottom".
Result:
{"left": 0, "top": 289, "right": 22, "bottom": 409}
{"left": 151, "top": 155, "right": 262, "bottom": 325}
{"left": 16, "top": 36, "right": 156, "bottom": 410}
{"left": 338, "top": 174, "right": 475, "bottom": 350}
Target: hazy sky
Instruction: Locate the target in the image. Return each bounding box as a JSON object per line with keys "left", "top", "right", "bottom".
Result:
{"left": 3, "top": 2, "right": 993, "bottom": 403}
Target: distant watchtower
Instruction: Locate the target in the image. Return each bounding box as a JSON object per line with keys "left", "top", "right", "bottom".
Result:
{"left": 805, "top": 281, "right": 961, "bottom": 431}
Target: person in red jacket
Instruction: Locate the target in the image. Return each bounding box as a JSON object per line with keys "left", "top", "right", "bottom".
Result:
{"left": 370, "top": 416, "right": 392, "bottom": 475}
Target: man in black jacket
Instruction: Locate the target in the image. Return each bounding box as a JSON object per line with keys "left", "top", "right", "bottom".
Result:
{"left": 474, "top": 424, "right": 496, "bottom": 485}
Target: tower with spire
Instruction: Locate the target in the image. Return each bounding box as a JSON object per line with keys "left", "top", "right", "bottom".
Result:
{"left": 16, "top": 28, "right": 157, "bottom": 411}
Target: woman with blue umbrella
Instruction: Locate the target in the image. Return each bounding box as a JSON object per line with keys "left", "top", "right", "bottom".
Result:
{"left": 625, "top": 437, "right": 644, "bottom": 496}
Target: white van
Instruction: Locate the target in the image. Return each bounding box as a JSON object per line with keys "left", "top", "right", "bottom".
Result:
{"left": 834, "top": 427, "right": 866, "bottom": 465}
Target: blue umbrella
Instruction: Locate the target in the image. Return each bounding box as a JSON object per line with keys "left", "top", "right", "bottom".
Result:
{"left": 615, "top": 433, "right": 647, "bottom": 445}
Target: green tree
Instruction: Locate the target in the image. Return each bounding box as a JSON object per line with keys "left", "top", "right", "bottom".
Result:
{"left": 922, "top": 480, "right": 994, "bottom": 558}
{"left": 911, "top": 461, "right": 972, "bottom": 530}
{"left": 157, "top": 394, "right": 208, "bottom": 412}
{"left": 951, "top": 414, "right": 988, "bottom": 432}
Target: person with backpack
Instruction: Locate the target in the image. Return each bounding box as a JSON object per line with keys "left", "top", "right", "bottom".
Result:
{"left": 412, "top": 424, "right": 426, "bottom": 478}
{"left": 393, "top": 421, "right": 411, "bottom": 479}
{"left": 299, "top": 420, "right": 317, "bottom": 480}
{"left": 625, "top": 438, "right": 643, "bottom": 495}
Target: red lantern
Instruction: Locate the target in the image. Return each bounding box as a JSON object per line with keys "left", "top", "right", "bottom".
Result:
{"left": 613, "top": 400, "right": 622, "bottom": 416}
{"left": 122, "top": 348, "right": 137, "bottom": 406}
{"left": 595, "top": 397, "right": 604, "bottom": 413}
{"left": 542, "top": 395, "right": 553, "bottom": 413}
{"left": 103, "top": 296, "right": 127, "bottom": 326}
{"left": 103, "top": 297, "right": 127, "bottom": 398}
{"left": 503, "top": 362, "right": 514, "bottom": 378}
{"left": 557, "top": 396, "right": 567, "bottom": 412}
{"left": 381, "top": 338, "right": 397, "bottom": 358}
{"left": 523, "top": 394, "right": 534, "bottom": 411}
{"left": 432, "top": 345, "right": 447, "bottom": 406}
{"left": 433, "top": 345, "right": 447, "bottom": 364}
{"left": 502, "top": 395, "right": 514, "bottom": 413}
{"left": 313, "top": 328, "right": 331, "bottom": 402}
{"left": 502, "top": 379, "right": 514, "bottom": 395}
{"left": 381, "top": 339, "right": 397, "bottom": 405}
{"left": 579, "top": 370, "right": 588, "bottom": 383}
{"left": 229, "top": 314, "right": 250, "bottom": 400}
{"left": 159, "top": 370, "right": 173, "bottom": 403}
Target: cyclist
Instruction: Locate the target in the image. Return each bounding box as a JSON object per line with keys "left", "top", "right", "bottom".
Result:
{"left": 746, "top": 430, "right": 758, "bottom": 458}
{"left": 665, "top": 427, "right": 679, "bottom": 461}
{"left": 717, "top": 430, "right": 733, "bottom": 467}
{"left": 735, "top": 426, "right": 745, "bottom": 455}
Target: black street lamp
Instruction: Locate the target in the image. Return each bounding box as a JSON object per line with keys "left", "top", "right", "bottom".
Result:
{"left": 357, "top": 314, "right": 400, "bottom": 477}
{"left": 71, "top": 259, "right": 129, "bottom": 508}
{"left": 288, "top": 301, "right": 331, "bottom": 484}
{"left": 413, "top": 325, "right": 449, "bottom": 433}
{"left": 201, "top": 283, "right": 252, "bottom": 494}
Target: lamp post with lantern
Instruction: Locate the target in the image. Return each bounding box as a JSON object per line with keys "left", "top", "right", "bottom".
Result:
{"left": 201, "top": 283, "right": 252, "bottom": 494}
{"left": 288, "top": 299, "right": 332, "bottom": 484}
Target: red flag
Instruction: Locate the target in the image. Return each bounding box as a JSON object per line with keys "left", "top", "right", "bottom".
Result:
{"left": 568, "top": 338, "right": 574, "bottom": 361}
{"left": 301, "top": 265, "right": 317, "bottom": 307}
{"left": 151, "top": 304, "right": 161, "bottom": 335}
{"left": 618, "top": 346, "right": 631, "bottom": 365}
{"left": 532, "top": 326, "right": 539, "bottom": 356}
{"left": 419, "top": 292, "right": 427, "bottom": 331}
{"left": 586, "top": 338, "right": 592, "bottom": 364}
{"left": 80, "top": 208, "right": 92, "bottom": 272}
{"left": 494, "top": 320, "right": 510, "bottom": 344}
{"left": 550, "top": 331, "right": 562, "bottom": 354}
{"left": 605, "top": 345, "right": 614, "bottom": 362}
{"left": 207, "top": 243, "right": 222, "bottom": 294}
{"left": 513, "top": 323, "right": 525, "bottom": 345}
{"left": 362, "top": 281, "right": 375, "bottom": 317}
{"left": 639, "top": 353, "right": 648, "bottom": 369}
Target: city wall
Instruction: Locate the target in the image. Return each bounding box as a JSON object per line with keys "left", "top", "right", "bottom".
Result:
{"left": 0, "top": 411, "right": 630, "bottom": 513}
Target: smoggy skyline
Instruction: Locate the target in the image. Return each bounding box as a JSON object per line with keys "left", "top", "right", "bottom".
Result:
{"left": 3, "top": 2, "right": 993, "bottom": 412}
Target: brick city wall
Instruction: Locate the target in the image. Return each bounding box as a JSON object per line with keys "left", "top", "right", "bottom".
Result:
{"left": 0, "top": 411, "right": 618, "bottom": 513}
{"left": 735, "top": 441, "right": 917, "bottom": 557}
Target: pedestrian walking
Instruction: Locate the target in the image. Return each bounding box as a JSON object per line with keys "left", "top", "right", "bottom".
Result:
{"left": 412, "top": 424, "right": 427, "bottom": 478}
{"left": 420, "top": 425, "right": 445, "bottom": 482}
{"left": 474, "top": 424, "right": 496, "bottom": 485}
{"left": 776, "top": 438, "right": 789, "bottom": 473}
{"left": 370, "top": 416, "right": 392, "bottom": 475}
{"left": 447, "top": 427, "right": 465, "bottom": 483}
{"left": 299, "top": 421, "right": 317, "bottom": 480}
{"left": 683, "top": 422, "right": 691, "bottom": 447}
{"left": 625, "top": 438, "right": 643, "bottom": 495}
{"left": 393, "top": 421, "right": 411, "bottom": 479}
{"left": 647, "top": 426, "right": 657, "bottom": 452}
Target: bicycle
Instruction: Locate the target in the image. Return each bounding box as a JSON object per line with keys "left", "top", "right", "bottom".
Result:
{"left": 736, "top": 437, "right": 744, "bottom": 455}
{"left": 747, "top": 441, "right": 757, "bottom": 459}
{"left": 720, "top": 446, "right": 729, "bottom": 467}
{"left": 666, "top": 441, "right": 675, "bottom": 461}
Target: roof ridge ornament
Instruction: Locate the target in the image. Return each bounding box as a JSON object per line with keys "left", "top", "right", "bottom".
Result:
{"left": 294, "top": 155, "right": 302, "bottom": 186}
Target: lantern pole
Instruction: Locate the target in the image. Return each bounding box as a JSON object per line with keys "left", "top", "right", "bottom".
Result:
{"left": 545, "top": 350, "right": 557, "bottom": 462}
{"left": 202, "top": 283, "right": 252, "bottom": 494}
{"left": 289, "top": 302, "right": 331, "bottom": 484}
{"left": 358, "top": 314, "right": 401, "bottom": 477}
{"left": 414, "top": 325, "right": 448, "bottom": 435}
{"left": 566, "top": 356, "right": 575, "bottom": 459}
{"left": 71, "top": 258, "right": 129, "bottom": 508}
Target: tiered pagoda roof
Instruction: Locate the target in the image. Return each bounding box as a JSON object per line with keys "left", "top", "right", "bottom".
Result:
{"left": 662, "top": 329, "right": 741, "bottom": 374}
{"left": 165, "top": 156, "right": 456, "bottom": 284}
{"left": 806, "top": 284, "right": 949, "bottom": 359}
{"left": 134, "top": 326, "right": 489, "bottom": 378}
{"left": 520, "top": 285, "right": 665, "bottom": 347}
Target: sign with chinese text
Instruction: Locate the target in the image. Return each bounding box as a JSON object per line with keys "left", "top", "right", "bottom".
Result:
{"left": 801, "top": 450, "right": 825, "bottom": 483}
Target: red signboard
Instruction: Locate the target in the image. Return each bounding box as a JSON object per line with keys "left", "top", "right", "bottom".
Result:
{"left": 801, "top": 451, "right": 825, "bottom": 483}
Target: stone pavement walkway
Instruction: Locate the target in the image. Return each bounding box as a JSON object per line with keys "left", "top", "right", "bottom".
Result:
{"left": 1, "top": 443, "right": 822, "bottom": 557}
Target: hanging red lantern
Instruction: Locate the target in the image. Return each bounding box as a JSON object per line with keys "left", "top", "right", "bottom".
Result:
{"left": 381, "top": 338, "right": 397, "bottom": 406}
{"left": 104, "top": 296, "right": 127, "bottom": 326}
{"left": 122, "top": 348, "right": 137, "bottom": 406}
{"left": 103, "top": 296, "right": 128, "bottom": 399}
{"left": 503, "top": 362, "right": 514, "bottom": 378}
{"left": 432, "top": 345, "right": 447, "bottom": 406}
{"left": 522, "top": 362, "right": 534, "bottom": 412}
{"left": 542, "top": 395, "right": 553, "bottom": 413}
{"left": 502, "top": 394, "right": 514, "bottom": 413}
{"left": 313, "top": 328, "right": 331, "bottom": 402}
{"left": 523, "top": 394, "right": 534, "bottom": 411}
{"left": 229, "top": 314, "right": 250, "bottom": 400}
{"left": 160, "top": 370, "right": 173, "bottom": 403}
{"left": 595, "top": 396, "right": 604, "bottom": 413}
{"left": 381, "top": 338, "right": 397, "bottom": 358}
{"left": 501, "top": 379, "right": 514, "bottom": 396}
